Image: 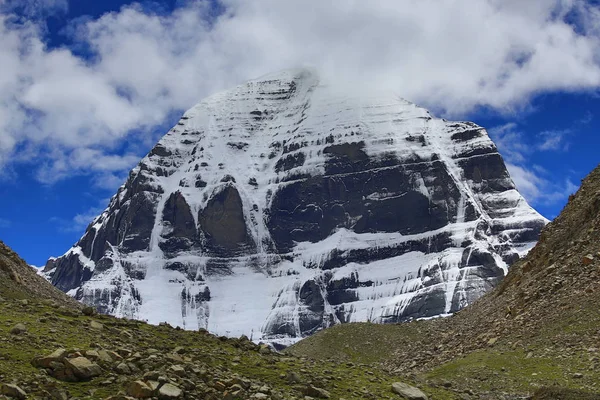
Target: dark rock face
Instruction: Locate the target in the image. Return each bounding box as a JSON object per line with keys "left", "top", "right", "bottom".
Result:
{"left": 161, "top": 191, "right": 197, "bottom": 255}
{"left": 267, "top": 159, "right": 459, "bottom": 253}
{"left": 44, "top": 69, "right": 547, "bottom": 344}
{"left": 199, "top": 184, "right": 255, "bottom": 256}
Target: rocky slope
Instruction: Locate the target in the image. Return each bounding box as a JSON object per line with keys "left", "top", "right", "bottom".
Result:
{"left": 0, "top": 240, "right": 80, "bottom": 309}
{"left": 44, "top": 69, "right": 546, "bottom": 344}
{"left": 289, "top": 164, "right": 600, "bottom": 398}
{"left": 0, "top": 242, "right": 454, "bottom": 400}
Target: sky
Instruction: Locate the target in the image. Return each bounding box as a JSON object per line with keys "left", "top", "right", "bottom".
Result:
{"left": 0, "top": 0, "right": 599, "bottom": 266}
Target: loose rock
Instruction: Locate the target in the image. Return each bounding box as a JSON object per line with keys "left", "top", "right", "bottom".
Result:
{"left": 0, "top": 383, "right": 27, "bottom": 399}
{"left": 9, "top": 323, "right": 26, "bottom": 335}
{"left": 302, "top": 385, "right": 331, "bottom": 399}
{"left": 158, "top": 383, "right": 183, "bottom": 399}
{"left": 127, "top": 380, "right": 154, "bottom": 398}
{"left": 391, "top": 382, "right": 428, "bottom": 400}
{"left": 64, "top": 357, "right": 103, "bottom": 380}
{"left": 90, "top": 320, "right": 104, "bottom": 330}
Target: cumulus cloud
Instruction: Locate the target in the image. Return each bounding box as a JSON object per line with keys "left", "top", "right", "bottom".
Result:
{"left": 489, "top": 123, "right": 578, "bottom": 206}
{"left": 51, "top": 198, "right": 109, "bottom": 233}
{"left": 0, "top": 0, "right": 599, "bottom": 186}
{"left": 537, "top": 129, "right": 571, "bottom": 151}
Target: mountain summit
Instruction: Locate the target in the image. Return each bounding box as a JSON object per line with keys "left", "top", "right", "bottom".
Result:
{"left": 44, "top": 69, "right": 546, "bottom": 344}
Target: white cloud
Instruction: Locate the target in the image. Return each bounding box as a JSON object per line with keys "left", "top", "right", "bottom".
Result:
{"left": 505, "top": 163, "right": 544, "bottom": 202}
{"left": 0, "top": 0, "right": 599, "bottom": 187}
{"left": 537, "top": 129, "right": 571, "bottom": 151}
{"left": 489, "top": 124, "right": 578, "bottom": 206}
{"left": 71, "top": 210, "right": 98, "bottom": 232}
{"left": 489, "top": 123, "right": 531, "bottom": 164}
{"left": 51, "top": 200, "right": 108, "bottom": 233}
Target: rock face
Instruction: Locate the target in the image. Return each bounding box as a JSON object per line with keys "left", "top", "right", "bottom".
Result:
{"left": 44, "top": 69, "right": 546, "bottom": 345}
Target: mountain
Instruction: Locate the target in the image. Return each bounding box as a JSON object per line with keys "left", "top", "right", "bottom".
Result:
{"left": 44, "top": 68, "right": 546, "bottom": 345}
{"left": 289, "top": 164, "right": 600, "bottom": 399}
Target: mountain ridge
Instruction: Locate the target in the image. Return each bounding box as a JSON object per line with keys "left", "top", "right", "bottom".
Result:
{"left": 0, "top": 239, "right": 81, "bottom": 308}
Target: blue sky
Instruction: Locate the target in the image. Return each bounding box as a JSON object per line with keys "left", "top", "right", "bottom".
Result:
{"left": 0, "top": 0, "right": 599, "bottom": 266}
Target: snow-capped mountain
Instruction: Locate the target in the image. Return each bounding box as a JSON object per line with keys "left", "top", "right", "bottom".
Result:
{"left": 44, "top": 69, "right": 546, "bottom": 345}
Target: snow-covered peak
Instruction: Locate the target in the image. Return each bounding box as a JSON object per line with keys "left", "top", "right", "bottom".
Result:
{"left": 46, "top": 70, "right": 547, "bottom": 345}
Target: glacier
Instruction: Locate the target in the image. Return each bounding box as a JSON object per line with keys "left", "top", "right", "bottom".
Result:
{"left": 44, "top": 69, "right": 547, "bottom": 345}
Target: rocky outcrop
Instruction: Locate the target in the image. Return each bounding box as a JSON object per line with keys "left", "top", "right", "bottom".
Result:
{"left": 44, "top": 69, "right": 546, "bottom": 344}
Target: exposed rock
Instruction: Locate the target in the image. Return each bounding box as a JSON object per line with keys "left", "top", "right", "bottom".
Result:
{"left": 63, "top": 357, "right": 102, "bottom": 380}
{"left": 158, "top": 383, "right": 183, "bottom": 399}
{"left": 32, "top": 348, "right": 67, "bottom": 368}
{"left": 82, "top": 306, "right": 96, "bottom": 316}
{"left": 286, "top": 371, "right": 302, "bottom": 384}
{"left": 302, "top": 385, "right": 331, "bottom": 399}
{"left": 115, "top": 362, "right": 132, "bottom": 375}
{"left": 97, "top": 350, "right": 116, "bottom": 363}
{"left": 126, "top": 380, "right": 154, "bottom": 398}
{"left": 90, "top": 320, "right": 104, "bottom": 330}
{"left": 169, "top": 364, "right": 186, "bottom": 377}
{"left": 391, "top": 382, "right": 428, "bottom": 400}
{"left": 9, "top": 323, "right": 26, "bottom": 335}
{"left": 84, "top": 349, "right": 100, "bottom": 360}
{"left": 46, "top": 387, "right": 69, "bottom": 400}
{"left": 0, "top": 383, "right": 27, "bottom": 399}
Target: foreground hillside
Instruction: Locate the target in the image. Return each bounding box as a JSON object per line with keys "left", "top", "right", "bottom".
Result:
{"left": 0, "top": 241, "right": 81, "bottom": 308}
{"left": 290, "top": 165, "right": 600, "bottom": 399}
{"left": 0, "top": 240, "right": 455, "bottom": 399}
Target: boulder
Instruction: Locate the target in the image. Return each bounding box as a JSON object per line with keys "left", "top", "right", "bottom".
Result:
{"left": 32, "top": 348, "right": 67, "bottom": 368}
{"left": 0, "top": 384, "right": 27, "bottom": 399}
{"left": 169, "top": 364, "right": 186, "bottom": 377}
{"left": 126, "top": 380, "right": 154, "bottom": 398}
{"left": 115, "top": 362, "right": 132, "bottom": 374}
{"left": 10, "top": 323, "right": 26, "bottom": 335}
{"left": 84, "top": 349, "right": 100, "bottom": 360}
{"left": 97, "top": 349, "right": 118, "bottom": 363}
{"left": 391, "top": 382, "right": 428, "bottom": 400}
{"left": 90, "top": 320, "right": 104, "bottom": 330}
{"left": 158, "top": 383, "right": 183, "bottom": 399}
{"left": 64, "top": 357, "right": 103, "bottom": 380}
{"left": 302, "top": 385, "right": 331, "bottom": 399}
{"left": 82, "top": 306, "right": 96, "bottom": 315}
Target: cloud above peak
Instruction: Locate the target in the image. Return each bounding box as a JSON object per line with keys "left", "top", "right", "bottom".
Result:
{"left": 0, "top": 0, "right": 599, "bottom": 188}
